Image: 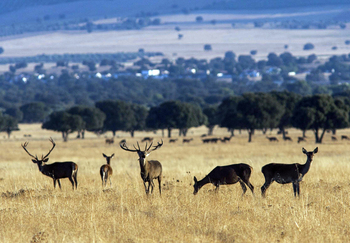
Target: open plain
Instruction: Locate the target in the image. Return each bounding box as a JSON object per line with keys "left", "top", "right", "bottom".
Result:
{"left": 0, "top": 124, "right": 350, "bottom": 242}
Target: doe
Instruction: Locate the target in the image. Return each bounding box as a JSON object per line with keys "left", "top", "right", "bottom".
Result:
{"left": 261, "top": 147, "right": 318, "bottom": 197}
{"left": 193, "top": 163, "right": 254, "bottom": 196}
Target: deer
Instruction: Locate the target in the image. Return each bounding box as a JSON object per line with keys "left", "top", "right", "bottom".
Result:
{"left": 297, "top": 137, "right": 306, "bottom": 143}
{"left": 100, "top": 153, "right": 114, "bottom": 187}
{"left": 261, "top": 147, "right": 318, "bottom": 197}
{"left": 169, "top": 138, "right": 178, "bottom": 143}
{"left": 183, "top": 138, "right": 193, "bottom": 143}
{"left": 105, "top": 138, "right": 114, "bottom": 144}
{"left": 266, "top": 136, "right": 279, "bottom": 142}
{"left": 141, "top": 137, "right": 153, "bottom": 142}
{"left": 21, "top": 138, "right": 78, "bottom": 190}
{"left": 341, "top": 135, "right": 350, "bottom": 140}
{"left": 120, "top": 140, "right": 163, "bottom": 195}
{"left": 193, "top": 163, "right": 254, "bottom": 196}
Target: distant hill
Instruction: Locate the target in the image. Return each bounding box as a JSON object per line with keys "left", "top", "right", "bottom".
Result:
{"left": 1, "top": 0, "right": 349, "bottom": 26}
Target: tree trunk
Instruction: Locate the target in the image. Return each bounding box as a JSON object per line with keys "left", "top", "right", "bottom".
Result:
{"left": 182, "top": 128, "right": 188, "bottom": 137}
{"left": 112, "top": 130, "right": 116, "bottom": 137}
{"left": 167, "top": 128, "right": 172, "bottom": 138}
{"left": 248, "top": 129, "right": 253, "bottom": 143}
{"left": 314, "top": 128, "right": 326, "bottom": 143}
{"left": 130, "top": 130, "right": 135, "bottom": 138}
{"left": 207, "top": 125, "right": 214, "bottom": 136}
{"left": 161, "top": 129, "right": 164, "bottom": 137}
{"left": 82, "top": 130, "right": 85, "bottom": 139}
{"left": 302, "top": 130, "right": 306, "bottom": 137}
{"left": 62, "top": 131, "right": 68, "bottom": 142}
{"left": 229, "top": 128, "right": 235, "bottom": 136}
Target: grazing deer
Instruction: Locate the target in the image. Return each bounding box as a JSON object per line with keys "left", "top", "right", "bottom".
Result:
{"left": 100, "top": 153, "right": 114, "bottom": 187}
{"left": 169, "top": 138, "right": 178, "bottom": 143}
{"left": 141, "top": 137, "right": 153, "bottom": 142}
{"left": 120, "top": 140, "right": 163, "bottom": 195}
{"left": 105, "top": 138, "right": 114, "bottom": 144}
{"left": 331, "top": 136, "right": 337, "bottom": 141}
{"left": 297, "top": 137, "right": 306, "bottom": 143}
{"left": 261, "top": 147, "right": 318, "bottom": 197}
{"left": 283, "top": 136, "right": 293, "bottom": 141}
{"left": 341, "top": 135, "right": 350, "bottom": 140}
{"left": 183, "top": 138, "right": 193, "bottom": 143}
{"left": 193, "top": 163, "right": 254, "bottom": 196}
{"left": 21, "top": 138, "right": 78, "bottom": 190}
{"left": 266, "top": 136, "right": 279, "bottom": 142}
{"left": 221, "top": 136, "right": 233, "bottom": 143}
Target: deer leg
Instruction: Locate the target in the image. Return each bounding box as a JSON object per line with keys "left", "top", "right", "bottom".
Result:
{"left": 57, "top": 179, "right": 62, "bottom": 189}
{"left": 150, "top": 180, "right": 155, "bottom": 194}
{"left": 143, "top": 181, "right": 149, "bottom": 194}
{"left": 74, "top": 173, "right": 78, "bottom": 189}
{"left": 158, "top": 176, "right": 162, "bottom": 195}
{"left": 109, "top": 177, "right": 112, "bottom": 186}
{"left": 239, "top": 180, "right": 247, "bottom": 196}
{"left": 293, "top": 182, "right": 300, "bottom": 197}
{"left": 69, "top": 177, "right": 75, "bottom": 190}
{"left": 261, "top": 179, "right": 273, "bottom": 198}
{"left": 53, "top": 179, "right": 57, "bottom": 188}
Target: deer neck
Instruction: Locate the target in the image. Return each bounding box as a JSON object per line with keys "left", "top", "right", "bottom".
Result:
{"left": 197, "top": 175, "right": 211, "bottom": 189}
{"left": 37, "top": 163, "right": 52, "bottom": 177}
{"left": 299, "top": 156, "right": 313, "bottom": 176}
{"left": 139, "top": 158, "right": 147, "bottom": 175}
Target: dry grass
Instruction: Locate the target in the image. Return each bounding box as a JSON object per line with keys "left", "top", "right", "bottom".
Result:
{"left": 0, "top": 124, "right": 350, "bottom": 242}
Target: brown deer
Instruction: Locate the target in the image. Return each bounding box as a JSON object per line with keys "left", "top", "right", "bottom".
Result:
{"left": 22, "top": 138, "right": 78, "bottom": 190}
{"left": 266, "top": 136, "right": 279, "bottom": 142}
{"left": 141, "top": 137, "right": 153, "bottom": 142}
{"left": 100, "top": 153, "right": 114, "bottom": 187}
{"left": 169, "top": 138, "right": 178, "bottom": 143}
{"left": 193, "top": 163, "right": 254, "bottom": 196}
{"left": 341, "top": 135, "right": 350, "bottom": 140}
{"left": 120, "top": 140, "right": 163, "bottom": 195}
{"left": 261, "top": 147, "right": 318, "bottom": 197}
{"left": 105, "top": 138, "right": 114, "bottom": 144}
{"left": 297, "top": 137, "right": 306, "bottom": 143}
{"left": 183, "top": 138, "right": 193, "bottom": 143}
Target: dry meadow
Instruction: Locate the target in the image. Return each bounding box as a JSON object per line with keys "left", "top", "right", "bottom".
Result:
{"left": 0, "top": 124, "right": 349, "bottom": 242}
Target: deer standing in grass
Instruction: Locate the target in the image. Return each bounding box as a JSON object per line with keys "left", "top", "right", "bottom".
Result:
{"left": 100, "top": 153, "right": 114, "bottom": 187}
{"left": 193, "top": 163, "right": 254, "bottom": 196}
{"left": 22, "top": 138, "right": 78, "bottom": 190}
{"left": 120, "top": 140, "right": 163, "bottom": 195}
{"left": 261, "top": 147, "right": 318, "bottom": 197}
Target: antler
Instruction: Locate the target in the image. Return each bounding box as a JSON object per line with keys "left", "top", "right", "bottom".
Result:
{"left": 21, "top": 141, "right": 38, "bottom": 160}
{"left": 148, "top": 139, "right": 163, "bottom": 152}
{"left": 42, "top": 137, "right": 56, "bottom": 159}
{"left": 120, "top": 142, "right": 140, "bottom": 152}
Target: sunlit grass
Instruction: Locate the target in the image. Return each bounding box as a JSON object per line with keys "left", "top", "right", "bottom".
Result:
{"left": 0, "top": 124, "right": 349, "bottom": 242}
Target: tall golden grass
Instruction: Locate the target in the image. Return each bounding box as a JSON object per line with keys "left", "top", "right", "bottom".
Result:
{"left": 1, "top": 124, "right": 350, "bottom": 242}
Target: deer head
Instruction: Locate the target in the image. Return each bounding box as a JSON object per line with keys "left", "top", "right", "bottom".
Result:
{"left": 22, "top": 138, "right": 56, "bottom": 165}
{"left": 120, "top": 139, "right": 163, "bottom": 164}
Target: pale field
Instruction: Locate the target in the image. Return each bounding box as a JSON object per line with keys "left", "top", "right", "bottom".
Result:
{"left": 0, "top": 124, "right": 350, "bottom": 242}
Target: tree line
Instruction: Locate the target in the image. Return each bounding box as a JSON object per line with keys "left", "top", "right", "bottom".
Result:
{"left": 3, "top": 91, "right": 350, "bottom": 143}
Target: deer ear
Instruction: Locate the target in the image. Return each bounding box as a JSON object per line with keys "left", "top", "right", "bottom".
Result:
{"left": 302, "top": 148, "right": 307, "bottom": 154}
{"left": 103, "top": 153, "right": 107, "bottom": 158}
{"left": 111, "top": 153, "right": 115, "bottom": 158}
{"left": 314, "top": 147, "right": 318, "bottom": 153}
{"left": 194, "top": 176, "right": 197, "bottom": 183}
{"left": 43, "top": 158, "right": 49, "bottom": 162}
{"left": 32, "top": 159, "right": 37, "bottom": 163}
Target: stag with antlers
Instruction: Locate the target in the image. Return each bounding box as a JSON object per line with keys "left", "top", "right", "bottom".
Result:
{"left": 120, "top": 140, "right": 163, "bottom": 195}
{"left": 22, "top": 138, "right": 78, "bottom": 190}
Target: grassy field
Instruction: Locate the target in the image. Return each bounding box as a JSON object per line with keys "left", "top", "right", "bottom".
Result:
{"left": 1, "top": 124, "right": 350, "bottom": 242}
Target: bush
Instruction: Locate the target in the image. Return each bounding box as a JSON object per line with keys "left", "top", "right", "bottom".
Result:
{"left": 303, "top": 43, "right": 315, "bottom": 50}
{"left": 196, "top": 16, "right": 203, "bottom": 22}
{"left": 250, "top": 50, "right": 257, "bottom": 55}
{"left": 204, "top": 44, "right": 212, "bottom": 51}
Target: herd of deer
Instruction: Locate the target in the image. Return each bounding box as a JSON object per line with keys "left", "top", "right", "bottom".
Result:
{"left": 21, "top": 138, "right": 318, "bottom": 198}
